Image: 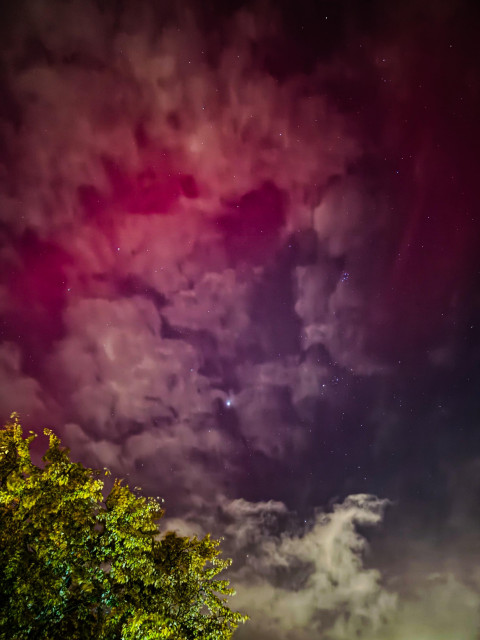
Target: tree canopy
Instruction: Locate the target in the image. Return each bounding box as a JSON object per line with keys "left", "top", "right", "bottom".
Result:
{"left": 0, "top": 414, "right": 246, "bottom": 639}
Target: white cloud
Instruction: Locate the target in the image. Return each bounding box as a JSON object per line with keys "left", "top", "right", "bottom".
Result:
{"left": 165, "top": 494, "right": 395, "bottom": 640}
{"left": 230, "top": 494, "right": 395, "bottom": 639}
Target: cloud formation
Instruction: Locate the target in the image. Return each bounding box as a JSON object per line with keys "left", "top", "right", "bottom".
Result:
{"left": 1, "top": 0, "right": 480, "bottom": 637}
{"left": 0, "top": 0, "right": 369, "bottom": 484}
{"left": 168, "top": 494, "right": 480, "bottom": 640}
{"left": 228, "top": 494, "right": 395, "bottom": 640}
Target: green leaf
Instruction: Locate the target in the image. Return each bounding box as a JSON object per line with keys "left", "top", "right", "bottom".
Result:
{"left": 0, "top": 416, "right": 247, "bottom": 639}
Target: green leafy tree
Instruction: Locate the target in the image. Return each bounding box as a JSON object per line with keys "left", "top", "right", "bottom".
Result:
{"left": 0, "top": 414, "right": 246, "bottom": 639}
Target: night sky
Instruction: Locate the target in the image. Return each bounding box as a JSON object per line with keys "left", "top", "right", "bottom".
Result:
{"left": 1, "top": 0, "right": 480, "bottom": 637}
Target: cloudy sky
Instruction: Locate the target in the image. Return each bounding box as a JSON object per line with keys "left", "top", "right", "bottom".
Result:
{"left": 1, "top": 0, "right": 480, "bottom": 637}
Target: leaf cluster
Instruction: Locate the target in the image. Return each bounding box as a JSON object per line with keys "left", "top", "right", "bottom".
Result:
{"left": 0, "top": 414, "right": 247, "bottom": 639}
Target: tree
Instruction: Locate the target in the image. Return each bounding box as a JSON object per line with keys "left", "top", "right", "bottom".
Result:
{"left": 0, "top": 414, "right": 246, "bottom": 639}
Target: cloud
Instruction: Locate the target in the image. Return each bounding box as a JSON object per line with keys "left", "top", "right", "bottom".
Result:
{"left": 1, "top": 1, "right": 480, "bottom": 638}
{"left": 0, "top": 0, "right": 370, "bottom": 462}
{"left": 381, "top": 573, "right": 480, "bottom": 640}
{"left": 1, "top": 0, "right": 357, "bottom": 237}
{"left": 42, "top": 294, "right": 241, "bottom": 499}
{"left": 162, "top": 268, "right": 251, "bottom": 360}
{"left": 167, "top": 493, "right": 480, "bottom": 640}
{"left": 0, "top": 342, "right": 49, "bottom": 421}
{"left": 0, "top": 0, "right": 475, "bottom": 509}
{"left": 46, "top": 296, "right": 212, "bottom": 434}
{"left": 166, "top": 494, "right": 396, "bottom": 639}
{"left": 232, "top": 495, "right": 395, "bottom": 640}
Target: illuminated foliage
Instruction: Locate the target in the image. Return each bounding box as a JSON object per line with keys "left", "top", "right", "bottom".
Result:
{"left": 0, "top": 414, "right": 246, "bottom": 639}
